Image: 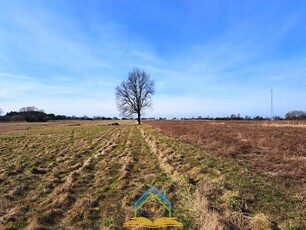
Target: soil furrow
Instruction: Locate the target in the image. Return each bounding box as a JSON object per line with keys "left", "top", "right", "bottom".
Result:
{"left": 23, "top": 127, "right": 127, "bottom": 229}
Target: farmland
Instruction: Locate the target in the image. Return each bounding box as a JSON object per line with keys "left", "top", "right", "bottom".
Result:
{"left": 144, "top": 120, "right": 306, "bottom": 186}
{"left": 0, "top": 120, "right": 305, "bottom": 229}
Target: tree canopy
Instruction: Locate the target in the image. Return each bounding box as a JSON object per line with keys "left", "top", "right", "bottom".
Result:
{"left": 115, "top": 68, "right": 155, "bottom": 124}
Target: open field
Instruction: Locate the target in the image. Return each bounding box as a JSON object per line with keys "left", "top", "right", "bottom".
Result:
{"left": 0, "top": 121, "right": 305, "bottom": 229}
{"left": 144, "top": 120, "right": 306, "bottom": 186}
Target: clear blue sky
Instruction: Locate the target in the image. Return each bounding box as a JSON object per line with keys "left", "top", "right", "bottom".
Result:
{"left": 0, "top": 0, "right": 305, "bottom": 118}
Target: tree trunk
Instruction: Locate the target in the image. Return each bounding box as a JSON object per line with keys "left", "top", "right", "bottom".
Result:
{"left": 137, "top": 112, "right": 141, "bottom": 125}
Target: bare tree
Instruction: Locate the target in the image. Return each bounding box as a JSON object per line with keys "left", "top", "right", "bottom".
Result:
{"left": 0, "top": 108, "right": 3, "bottom": 116}
{"left": 285, "top": 110, "right": 306, "bottom": 120}
{"left": 115, "top": 68, "right": 155, "bottom": 124}
{"left": 19, "top": 106, "right": 40, "bottom": 112}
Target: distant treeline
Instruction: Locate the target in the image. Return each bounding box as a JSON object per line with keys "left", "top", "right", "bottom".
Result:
{"left": 0, "top": 107, "right": 305, "bottom": 122}
{"left": 0, "top": 106, "right": 118, "bottom": 122}
{"left": 159, "top": 110, "right": 306, "bottom": 121}
{"left": 167, "top": 116, "right": 273, "bottom": 121}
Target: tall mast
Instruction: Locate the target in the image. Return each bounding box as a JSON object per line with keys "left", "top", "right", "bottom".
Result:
{"left": 271, "top": 89, "right": 274, "bottom": 120}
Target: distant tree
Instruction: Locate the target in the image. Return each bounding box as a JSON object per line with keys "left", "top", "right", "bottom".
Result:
{"left": 285, "top": 110, "right": 306, "bottom": 120}
{"left": 273, "top": 115, "right": 283, "bottom": 120}
{"left": 0, "top": 108, "right": 3, "bottom": 116}
{"left": 5, "top": 111, "right": 18, "bottom": 116}
{"left": 19, "top": 106, "right": 39, "bottom": 112}
{"left": 55, "top": 115, "right": 67, "bottom": 120}
{"left": 230, "top": 114, "right": 237, "bottom": 119}
{"left": 0, "top": 116, "right": 10, "bottom": 121}
{"left": 253, "top": 116, "right": 264, "bottom": 120}
{"left": 244, "top": 115, "right": 252, "bottom": 120}
{"left": 47, "top": 113, "right": 56, "bottom": 119}
{"left": 10, "top": 115, "right": 25, "bottom": 121}
{"left": 115, "top": 68, "right": 155, "bottom": 124}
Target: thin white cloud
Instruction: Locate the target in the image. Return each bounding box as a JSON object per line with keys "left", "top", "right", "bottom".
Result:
{"left": 0, "top": 72, "right": 36, "bottom": 81}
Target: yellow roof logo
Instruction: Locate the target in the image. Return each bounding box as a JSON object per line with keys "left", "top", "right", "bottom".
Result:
{"left": 123, "top": 185, "right": 183, "bottom": 228}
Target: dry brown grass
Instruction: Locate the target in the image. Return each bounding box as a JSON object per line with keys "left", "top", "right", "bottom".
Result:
{"left": 141, "top": 127, "right": 273, "bottom": 230}
{"left": 249, "top": 213, "right": 272, "bottom": 230}
{"left": 0, "top": 120, "right": 133, "bottom": 133}
{"left": 144, "top": 120, "right": 306, "bottom": 185}
{"left": 188, "top": 190, "right": 224, "bottom": 230}
{"left": 0, "top": 121, "right": 305, "bottom": 229}
{"left": 141, "top": 122, "right": 305, "bottom": 229}
{"left": 0, "top": 121, "right": 190, "bottom": 229}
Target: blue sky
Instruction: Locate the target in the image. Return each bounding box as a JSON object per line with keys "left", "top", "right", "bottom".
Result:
{"left": 0, "top": 0, "right": 305, "bottom": 118}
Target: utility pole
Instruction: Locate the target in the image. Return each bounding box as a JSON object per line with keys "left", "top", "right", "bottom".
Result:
{"left": 271, "top": 89, "right": 274, "bottom": 120}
